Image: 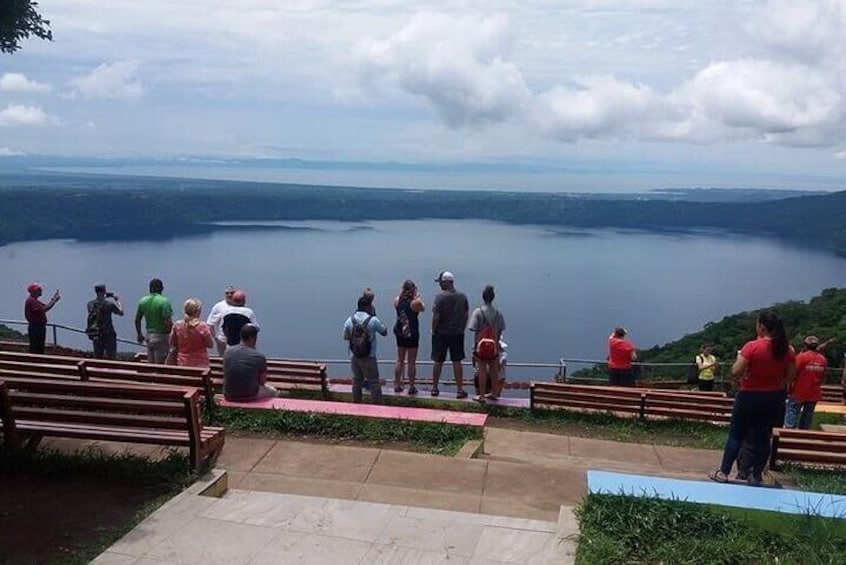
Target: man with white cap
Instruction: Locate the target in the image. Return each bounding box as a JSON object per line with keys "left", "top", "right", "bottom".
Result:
{"left": 431, "top": 271, "right": 469, "bottom": 398}
{"left": 207, "top": 285, "right": 236, "bottom": 356}
{"left": 24, "top": 282, "right": 60, "bottom": 354}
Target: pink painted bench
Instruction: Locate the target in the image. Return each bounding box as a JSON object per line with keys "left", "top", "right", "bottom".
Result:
{"left": 217, "top": 397, "right": 488, "bottom": 428}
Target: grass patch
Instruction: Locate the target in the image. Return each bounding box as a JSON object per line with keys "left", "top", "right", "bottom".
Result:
{"left": 211, "top": 407, "right": 483, "bottom": 455}
{"left": 507, "top": 408, "right": 729, "bottom": 450}
{"left": 783, "top": 465, "right": 846, "bottom": 495}
{"left": 577, "top": 493, "right": 846, "bottom": 564}
{"left": 0, "top": 447, "right": 197, "bottom": 564}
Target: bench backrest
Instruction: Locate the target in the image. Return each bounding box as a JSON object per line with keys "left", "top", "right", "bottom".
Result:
{"left": 0, "top": 351, "right": 214, "bottom": 410}
{"left": 821, "top": 384, "right": 844, "bottom": 403}
{"left": 135, "top": 352, "right": 328, "bottom": 393}
{"left": 530, "top": 382, "right": 733, "bottom": 422}
{"left": 0, "top": 375, "right": 201, "bottom": 437}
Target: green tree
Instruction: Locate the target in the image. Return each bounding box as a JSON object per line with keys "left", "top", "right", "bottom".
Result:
{"left": 1, "top": 0, "right": 52, "bottom": 54}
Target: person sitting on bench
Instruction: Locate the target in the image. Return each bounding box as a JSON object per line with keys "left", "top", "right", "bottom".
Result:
{"left": 223, "top": 323, "right": 278, "bottom": 401}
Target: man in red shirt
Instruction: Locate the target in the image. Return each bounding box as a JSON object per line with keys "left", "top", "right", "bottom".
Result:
{"left": 608, "top": 327, "right": 637, "bottom": 387}
{"left": 24, "top": 282, "right": 61, "bottom": 354}
{"left": 785, "top": 335, "right": 828, "bottom": 429}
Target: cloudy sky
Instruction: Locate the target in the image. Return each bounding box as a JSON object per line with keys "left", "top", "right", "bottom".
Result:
{"left": 1, "top": 0, "right": 846, "bottom": 190}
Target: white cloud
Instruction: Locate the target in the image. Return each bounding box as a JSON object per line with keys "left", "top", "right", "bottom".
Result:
{"left": 533, "top": 76, "right": 672, "bottom": 141}
{"left": 352, "top": 13, "right": 531, "bottom": 126}
{"left": 69, "top": 61, "right": 145, "bottom": 101}
{"left": 0, "top": 147, "right": 26, "bottom": 156}
{"left": 0, "top": 105, "right": 55, "bottom": 127}
{"left": 0, "top": 73, "right": 52, "bottom": 93}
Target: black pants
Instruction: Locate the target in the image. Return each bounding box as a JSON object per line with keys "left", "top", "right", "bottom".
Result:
{"left": 28, "top": 323, "right": 46, "bottom": 354}
{"left": 93, "top": 333, "right": 118, "bottom": 359}
{"left": 698, "top": 379, "right": 714, "bottom": 391}
{"left": 609, "top": 368, "right": 635, "bottom": 387}
{"left": 719, "top": 390, "right": 785, "bottom": 479}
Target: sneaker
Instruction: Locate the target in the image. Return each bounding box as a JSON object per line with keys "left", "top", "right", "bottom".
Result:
{"left": 456, "top": 390, "right": 468, "bottom": 400}
{"left": 408, "top": 385, "right": 418, "bottom": 395}
{"left": 431, "top": 387, "right": 440, "bottom": 397}
{"left": 394, "top": 386, "right": 404, "bottom": 393}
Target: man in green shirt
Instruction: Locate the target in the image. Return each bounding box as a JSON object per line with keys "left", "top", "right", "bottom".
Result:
{"left": 135, "top": 278, "right": 174, "bottom": 364}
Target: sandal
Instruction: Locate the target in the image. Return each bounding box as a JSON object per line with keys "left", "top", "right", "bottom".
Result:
{"left": 708, "top": 470, "right": 729, "bottom": 484}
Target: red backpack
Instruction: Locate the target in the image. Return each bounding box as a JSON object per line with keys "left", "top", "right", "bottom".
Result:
{"left": 475, "top": 311, "right": 499, "bottom": 361}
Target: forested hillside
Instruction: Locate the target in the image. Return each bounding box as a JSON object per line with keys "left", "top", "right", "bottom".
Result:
{"left": 640, "top": 287, "right": 846, "bottom": 369}
{"left": 2, "top": 173, "right": 846, "bottom": 254}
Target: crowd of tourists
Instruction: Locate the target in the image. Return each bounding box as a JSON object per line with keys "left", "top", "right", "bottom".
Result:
{"left": 21, "top": 270, "right": 508, "bottom": 406}
{"left": 607, "top": 311, "right": 842, "bottom": 486}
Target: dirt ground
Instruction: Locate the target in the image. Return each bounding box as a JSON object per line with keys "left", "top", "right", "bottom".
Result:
{"left": 0, "top": 473, "right": 171, "bottom": 564}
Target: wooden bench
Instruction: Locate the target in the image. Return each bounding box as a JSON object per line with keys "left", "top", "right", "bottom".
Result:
{"left": 530, "top": 382, "right": 646, "bottom": 417}
{"left": 822, "top": 384, "right": 844, "bottom": 403}
{"left": 0, "top": 377, "right": 224, "bottom": 470}
{"left": 217, "top": 396, "right": 488, "bottom": 428}
{"left": 135, "top": 353, "right": 328, "bottom": 396}
{"left": 0, "top": 351, "right": 214, "bottom": 411}
{"left": 770, "top": 428, "right": 846, "bottom": 469}
{"left": 642, "top": 390, "right": 734, "bottom": 423}
{"left": 530, "top": 382, "right": 732, "bottom": 423}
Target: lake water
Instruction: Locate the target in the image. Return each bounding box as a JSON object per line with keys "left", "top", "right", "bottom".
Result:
{"left": 2, "top": 220, "right": 845, "bottom": 381}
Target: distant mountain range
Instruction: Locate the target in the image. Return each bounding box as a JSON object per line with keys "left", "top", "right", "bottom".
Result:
{"left": 1, "top": 171, "right": 845, "bottom": 254}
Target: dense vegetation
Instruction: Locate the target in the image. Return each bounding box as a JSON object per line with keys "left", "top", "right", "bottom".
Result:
{"left": 3, "top": 172, "right": 846, "bottom": 254}
{"left": 574, "top": 287, "right": 846, "bottom": 382}
{"left": 0, "top": 323, "right": 25, "bottom": 340}
{"left": 577, "top": 494, "right": 846, "bottom": 564}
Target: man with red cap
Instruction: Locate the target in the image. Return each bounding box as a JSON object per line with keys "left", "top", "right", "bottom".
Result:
{"left": 24, "top": 282, "right": 61, "bottom": 354}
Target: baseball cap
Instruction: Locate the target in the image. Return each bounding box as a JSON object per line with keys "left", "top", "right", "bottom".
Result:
{"left": 231, "top": 290, "right": 246, "bottom": 305}
{"left": 435, "top": 271, "right": 455, "bottom": 283}
{"left": 27, "top": 282, "right": 43, "bottom": 293}
{"left": 804, "top": 335, "right": 820, "bottom": 346}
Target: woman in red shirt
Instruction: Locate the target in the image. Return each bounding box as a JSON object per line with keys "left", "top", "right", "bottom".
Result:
{"left": 608, "top": 327, "right": 637, "bottom": 387}
{"left": 710, "top": 311, "right": 795, "bottom": 486}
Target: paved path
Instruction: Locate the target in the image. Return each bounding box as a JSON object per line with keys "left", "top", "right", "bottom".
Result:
{"left": 94, "top": 474, "right": 577, "bottom": 564}
{"left": 63, "top": 423, "right": 720, "bottom": 563}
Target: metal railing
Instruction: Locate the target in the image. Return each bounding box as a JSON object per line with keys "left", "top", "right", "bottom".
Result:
{"left": 0, "top": 318, "right": 142, "bottom": 349}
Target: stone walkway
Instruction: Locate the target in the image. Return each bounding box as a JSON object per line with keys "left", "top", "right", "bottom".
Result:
{"left": 87, "top": 425, "right": 721, "bottom": 563}
{"left": 94, "top": 473, "right": 577, "bottom": 564}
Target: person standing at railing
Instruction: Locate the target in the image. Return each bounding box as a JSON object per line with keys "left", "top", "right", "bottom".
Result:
{"left": 608, "top": 327, "right": 637, "bottom": 387}
{"left": 206, "top": 285, "right": 235, "bottom": 356}
{"left": 135, "top": 278, "right": 174, "bottom": 364}
{"left": 86, "top": 284, "right": 123, "bottom": 359}
{"left": 392, "top": 279, "right": 425, "bottom": 395}
{"left": 696, "top": 344, "right": 719, "bottom": 391}
{"left": 24, "top": 282, "right": 60, "bottom": 354}
{"left": 168, "top": 298, "right": 214, "bottom": 368}
{"left": 431, "top": 271, "right": 470, "bottom": 399}
{"left": 784, "top": 335, "right": 829, "bottom": 429}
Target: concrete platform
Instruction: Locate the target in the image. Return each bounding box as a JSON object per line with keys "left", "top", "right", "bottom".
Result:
{"left": 94, "top": 471, "right": 577, "bottom": 564}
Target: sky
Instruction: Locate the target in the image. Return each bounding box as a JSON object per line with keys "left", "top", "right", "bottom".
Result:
{"left": 1, "top": 0, "right": 846, "bottom": 191}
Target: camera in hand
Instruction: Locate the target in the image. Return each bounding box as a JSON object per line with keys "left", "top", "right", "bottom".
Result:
{"left": 106, "top": 292, "right": 115, "bottom": 298}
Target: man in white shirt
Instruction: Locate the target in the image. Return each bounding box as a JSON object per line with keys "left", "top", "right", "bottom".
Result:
{"left": 221, "top": 290, "right": 259, "bottom": 347}
{"left": 206, "top": 285, "right": 235, "bottom": 356}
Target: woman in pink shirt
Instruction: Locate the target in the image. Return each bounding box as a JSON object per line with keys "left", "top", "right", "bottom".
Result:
{"left": 168, "top": 298, "right": 214, "bottom": 368}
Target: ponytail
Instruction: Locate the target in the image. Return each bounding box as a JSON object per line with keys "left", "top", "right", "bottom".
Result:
{"left": 758, "top": 311, "right": 789, "bottom": 359}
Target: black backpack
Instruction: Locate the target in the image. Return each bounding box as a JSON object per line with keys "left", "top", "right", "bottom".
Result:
{"left": 687, "top": 356, "right": 700, "bottom": 384}
{"left": 85, "top": 301, "right": 106, "bottom": 340}
{"left": 349, "top": 315, "right": 373, "bottom": 358}
{"left": 395, "top": 300, "right": 413, "bottom": 339}
{"left": 222, "top": 312, "right": 250, "bottom": 346}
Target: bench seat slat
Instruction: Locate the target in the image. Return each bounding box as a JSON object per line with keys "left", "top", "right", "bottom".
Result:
{"left": 14, "top": 420, "right": 192, "bottom": 446}
{"left": 11, "top": 406, "right": 191, "bottom": 430}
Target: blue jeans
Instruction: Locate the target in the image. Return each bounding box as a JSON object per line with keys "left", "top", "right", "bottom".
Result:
{"left": 719, "top": 390, "right": 785, "bottom": 479}
{"left": 784, "top": 399, "right": 816, "bottom": 429}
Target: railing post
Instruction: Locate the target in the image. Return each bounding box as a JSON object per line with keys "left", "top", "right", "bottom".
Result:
{"left": 51, "top": 324, "right": 57, "bottom": 348}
